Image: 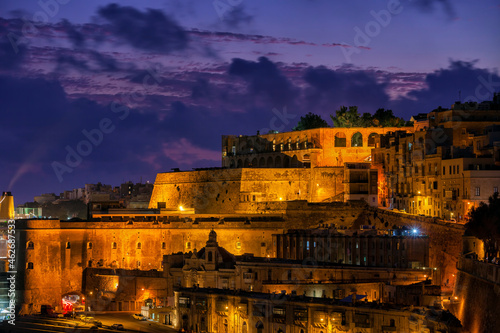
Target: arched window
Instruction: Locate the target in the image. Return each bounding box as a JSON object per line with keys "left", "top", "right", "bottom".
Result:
{"left": 162, "top": 242, "right": 167, "bottom": 249}
{"left": 186, "top": 241, "right": 191, "bottom": 249}
{"left": 112, "top": 242, "right": 117, "bottom": 249}
{"left": 87, "top": 242, "right": 93, "bottom": 250}
{"left": 27, "top": 241, "right": 34, "bottom": 250}
{"left": 296, "top": 137, "right": 300, "bottom": 149}
{"left": 66, "top": 242, "right": 71, "bottom": 249}
{"left": 208, "top": 252, "right": 213, "bottom": 262}
{"left": 236, "top": 242, "right": 242, "bottom": 249}
{"left": 351, "top": 132, "right": 363, "bottom": 147}
{"left": 368, "top": 133, "right": 377, "bottom": 147}
{"left": 334, "top": 132, "right": 346, "bottom": 147}
{"left": 27, "top": 262, "right": 34, "bottom": 269}
{"left": 288, "top": 137, "right": 291, "bottom": 150}
{"left": 137, "top": 242, "right": 142, "bottom": 250}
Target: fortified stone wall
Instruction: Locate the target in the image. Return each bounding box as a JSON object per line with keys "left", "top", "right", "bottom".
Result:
{"left": 16, "top": 219, "right": 285, "bottom": 312}
{"left": 454, "top": 258, "right": 500, "bottom": 333}
{"left": 149, "top": 168, "right": 345, "bottom": 214}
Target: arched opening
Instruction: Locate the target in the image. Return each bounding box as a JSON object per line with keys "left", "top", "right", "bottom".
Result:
{"left": 259, "top": 157, "right": 266, "bottom": 167}
{"left": 112, "top": 242, "right": 117, "bottom": 249}
{"left": 291, "top": 155, "right": 299, "bottom": 168}
{"left": 229, "top": 159, "right": 235, "bottom": 168}
{"left": 244, "top": 159, "right": 250, "bottom": 167}
{"left": 242, "top": 321, "right": 248, "bottom": 333}
{"left": 351, "top": 132, "right": 363, "bottom": 147}
{"left": 224, "top": 319, "right": 228, "bottom": 333}
{"left": 256, "top": 321, "right": 264, "bottom": 333}
{"left": 137, "top": 242, "right": 142, "bottom": 249}
{"left": 87, "top": 242, "right": 93, "bottom": 250}
{"left": 267, "top": 156, "right": 273, "bottom": 167}
{"left": 251, "top": 158, "right": 258, "bottom": 167}
{"left": 368, "top": 133, "right": 377, "bottom": 147}
{"left": 275, "top": 156, "right": 282, "bottom": 168}
{"left": 237, "top": 159, "right": 243, "bottom": 168}
{"left": 27, "top": 241, "right": 34, "bottom": 250}
{"left": 334, "top": 132, "right": 346, "bottom": 147}
{"left": 283, "top": 156, "right": 290, "bottom": 168}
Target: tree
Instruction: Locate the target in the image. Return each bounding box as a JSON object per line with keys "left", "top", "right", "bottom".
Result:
{"left": 330, "top": 106, "right": 365, "bottom": 127}
{"left": 465, "top": 192, "right": 500, "bottom": 261}
{"left": 293, "top": 112, "right": 328, "bottom": 131}
{"left": 331, "top": 106, "right": 412, "bottom": 128}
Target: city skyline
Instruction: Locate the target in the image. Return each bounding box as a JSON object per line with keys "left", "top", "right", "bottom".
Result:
{"left": 1, "top": 0, "right": 499, "bottom": 204}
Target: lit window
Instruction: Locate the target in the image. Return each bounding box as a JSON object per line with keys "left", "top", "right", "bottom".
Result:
{"left": 87, "top": 242, "right": 93, "bottom": 250}
{"left": 475, "top": 187, "right": 480, "bottom": 196}
{"left": 186, "top": 241, "right": 191, "bottom": 249}
{"left": 112, "top": 242, "right": 117, "bottom": 249}
{"left": 236, "top": 242, "right": 242, "bottom": 249}
{"left": 66, "top": 242, "right": 71, "bottom": 249}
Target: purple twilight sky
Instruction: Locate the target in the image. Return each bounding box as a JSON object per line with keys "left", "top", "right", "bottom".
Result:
{"left": 0, "top": 0, "right": 499, "bottom": 204}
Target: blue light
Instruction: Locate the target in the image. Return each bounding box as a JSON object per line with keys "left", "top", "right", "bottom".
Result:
{"left": 412, "top": 229, "right": 418, "bottom": 234}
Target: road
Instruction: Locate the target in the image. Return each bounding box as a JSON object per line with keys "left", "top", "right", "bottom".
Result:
{"left": 0, "top": 311, "right": 177, "bottom": 333}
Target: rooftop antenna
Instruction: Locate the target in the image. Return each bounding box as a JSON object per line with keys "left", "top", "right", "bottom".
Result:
{"left": 459, "top": 90, "right": 461, "bottom": 103}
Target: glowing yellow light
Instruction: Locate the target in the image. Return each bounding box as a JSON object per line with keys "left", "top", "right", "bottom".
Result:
{"left": 279, "top": 197, "right": 283, "bottom": 201}
{"left": 179, "top": 205, "right": 184, "bottom": 211}
{"left": 89, "top": 292, "right": 93, "bottom": 295}
{"left": 424, "top": 275, "right": 427, "bottom": 278}
{"left": 454, "top": 296, "right": 458, "bottom": 300}
{"left": 82, "top": 297, "right": 85, "bottom": 300}
{"left": 115, "top": 283, "right": 118, "bottom": 288}
{"left": 142, "top": 288, "right": 145, "bottom": 291}
{"left": 225, "top": 306, "right": 228, "bottom": 310}
{"left": 320, "top": 318, "right": 324, "bottom": 322}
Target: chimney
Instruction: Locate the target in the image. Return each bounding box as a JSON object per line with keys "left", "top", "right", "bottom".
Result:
{"left": 0, "top": 192, "right": 15, "bottom": 220}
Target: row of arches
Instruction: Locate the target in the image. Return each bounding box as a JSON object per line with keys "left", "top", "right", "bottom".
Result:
{"left": 334, "top": 132, "right": 377, "bottom": 147}
{"left": 228, "top": 154, "right": 310, "bottom": 168}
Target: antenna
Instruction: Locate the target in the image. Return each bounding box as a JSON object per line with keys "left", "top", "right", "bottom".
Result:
{"left": 459, "top": 90, "right": 461, "bottom": 102}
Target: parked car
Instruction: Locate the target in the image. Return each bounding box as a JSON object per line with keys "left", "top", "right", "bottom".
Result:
{"left": 132, "top": 313, "right": 147, "bottom": 321}
{"left": 84, "top": 316, "right": 95, "bottom": 323}
{"left": 93, "top": 320, "right": 102, "bottom": 327}
{"left": 111, "top": 323, "right": 124, "bottom": 331}
{"left": 77, "top": 314, "right": 87, "bottom": 321}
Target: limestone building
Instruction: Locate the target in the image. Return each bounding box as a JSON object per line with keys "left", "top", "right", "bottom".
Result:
{"left": 172, "top": 288, "right": 462, "bottom": 333}
{"left": 372, "top": 97, "right": 500, "bottom": 220}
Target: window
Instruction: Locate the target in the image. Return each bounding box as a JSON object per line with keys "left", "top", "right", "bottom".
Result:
{"left": 186, "top": 242, "right": 191, "bottom": 249}
{"left": 87, "top": 242, "right": 93, "bottom": 249}
{"left": 306, "top": 241, "right": 310, "bottom": 251}
{"left": 112, "top": 242, "right": 117, "bottom": 249}
{"left": 137, "top": 261, "right": 141, "bottom": 267}
{"left": 27, "top": 241, "right": 34, "bottom": 250}
{"left": 457, "top": 165, "right": 460, "bottom": 173}
{"left": 137, "top": 242, "right": 142, "bottom": 249}
{"left": 443, "top": 166, "right": 445, "bottom": 175}
{"left": 475, "top": 187, "right": 480, "bottom": 196}
{"left": 232, "top": 145, "right": 236, "bottom": 154}
{"left": 27, "top": 262, "right": 34, "bottom": 269}
{"left": 236, "top": 242, "right": 242, "bottom": 249}
{"left": 208, "top": 252, "right": 213, "bottom": 261}
{"left": 66, "top": 242, "right": 71, "bottom": 249}
{"left": 495, "top": 187, "right": 498, "bottom": 194}
{"left": 162, "top": 242, "right": 167, "bottom": 249}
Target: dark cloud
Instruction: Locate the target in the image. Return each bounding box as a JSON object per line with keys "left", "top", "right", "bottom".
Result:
{"left": 391, "top": 60, "right": 500, "bottom": 118}
{"left": 229, "top": 57, "right": 297, "bottom": 106}
{"left": 412, "top": 0, "right": 456, "bottom": 18}
{"left": 56, "top": 54, "right": 89, "bottom": 71}
{"left": 97, "top": 4, "right": 188, "bottom": 53}
{"left": 88, "top": 50, "right": 119, "bottom": 72}
{"left": 191, "top": 78, "right": 212, "bottom": 99}
{"left": 60, "top": 19, "right": 85, "bottom": 48}
{"left": 222, "top": 5, "right": 254, "bottom": 29}
{"left": 303, "top": 65, "right": 390, "bottom": 116}
{"left": 0, "top": 34, "right": 27, "bottom": 70}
